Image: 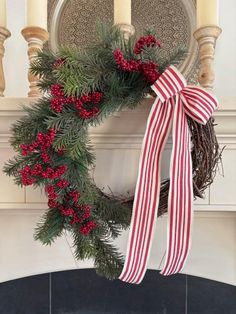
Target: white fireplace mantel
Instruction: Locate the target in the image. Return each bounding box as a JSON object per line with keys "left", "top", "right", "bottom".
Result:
{"left": 0, "top": 96, "right": 236, "bottom": 285}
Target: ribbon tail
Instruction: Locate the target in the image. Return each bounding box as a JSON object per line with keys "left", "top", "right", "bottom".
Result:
{"left": 119, "top": 98, "right": 173, "bottom": 284}
{"left": 160, "top": 95, "right": 193, "bottom": 276}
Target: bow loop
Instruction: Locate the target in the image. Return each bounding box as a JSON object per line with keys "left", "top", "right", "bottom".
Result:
{"left": 181, "top": 86, "right": 218, "bottom": 125}
{"left": 152, "top": 66, "right": 218, "bottom": 125}
{"left": 152, "top": 65, "right": 187, "bottom": 102}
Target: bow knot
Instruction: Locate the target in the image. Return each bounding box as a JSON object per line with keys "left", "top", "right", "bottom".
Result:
{"left": 152, "top": 65, "right": 187, "bottom": 101}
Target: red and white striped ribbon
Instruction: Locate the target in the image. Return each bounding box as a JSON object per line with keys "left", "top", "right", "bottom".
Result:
{"left": 119, "top": 65, "right": 218, "bottom": 284}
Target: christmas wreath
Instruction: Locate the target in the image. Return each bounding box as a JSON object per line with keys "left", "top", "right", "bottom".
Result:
{"left": 4, "top": 24, "right": 220, "bottom": 280}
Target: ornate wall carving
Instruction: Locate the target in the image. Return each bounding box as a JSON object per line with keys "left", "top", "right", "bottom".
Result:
{"left": 48, "top": 0, "right": 198, "bottom": 83}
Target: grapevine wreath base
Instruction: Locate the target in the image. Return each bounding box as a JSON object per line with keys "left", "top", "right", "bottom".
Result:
{"left": 4, "top": 24, "right": 221, "bottom": 280}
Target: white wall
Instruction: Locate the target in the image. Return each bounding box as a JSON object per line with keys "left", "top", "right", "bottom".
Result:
{"left": 214, "top": 0, "right": 236, "bottom": 97}
{"left": 4, "top": 0, "right": 28, "bottom": 97}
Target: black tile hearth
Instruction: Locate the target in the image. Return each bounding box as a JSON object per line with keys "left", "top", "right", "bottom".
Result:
{"left": 0, "top": 269, "right": 235, "bottom": 314}
{"left": 188, "top": 276, "right": 236, "bottom": 314}
{"left": 51, "top": 269, "right": 186, "bottom": 314}
{"left": 0, "top": 273, "right": 49, "bottom": 314}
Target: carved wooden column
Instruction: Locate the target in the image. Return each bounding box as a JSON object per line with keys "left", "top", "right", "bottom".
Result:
{"left": 194, "top": 25, "right": 222, "bottom": 90}
{"left": 21, "top": 26, "right": 49, "bottom": 97}
{"left": 0, "top": 26, "right": 11, "bottom": 97}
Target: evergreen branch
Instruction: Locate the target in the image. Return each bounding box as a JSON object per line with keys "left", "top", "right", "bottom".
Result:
{"left": 93, "top": 236, "right": 124, "bottom": 280}
{"left": 95, "top": 193, "right": 131, "bottom": 230}
{"left": 71, "top": 225, "right": 96, "bottom": 260}
{"left": 34, "top": 208, "right": 65, "bottom": 245}
{"left": 4, "top": 154, "right": 37, "bottom": 181}
{"left": 30, "top": 49, "right": 56, "bottom": 78}
{"left": 159, "top": 48, "right": 187, "bottom": 72}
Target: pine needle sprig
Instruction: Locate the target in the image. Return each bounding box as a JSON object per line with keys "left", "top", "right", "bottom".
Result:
{"left": 34, "top": 208, "right": 65, "bottom": 245}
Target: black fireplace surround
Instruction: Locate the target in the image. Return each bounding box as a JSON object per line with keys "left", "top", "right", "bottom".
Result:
{"left": 0, "top": 269, "right": 235, "bottom": 314}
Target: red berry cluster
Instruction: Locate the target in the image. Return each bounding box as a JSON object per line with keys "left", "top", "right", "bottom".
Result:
{"left": 21, "top": 163, "right": 67, "bottom": 184}
{"left": 113, "top": 49, "right": 141, "bottom": 72}
{"left": 19, "top": 128, "right": 96, "bottom": 234}
{"left": 46, "top": 185, "right": 59, "bottom": 207}
{"left": 19, "top": 163, "right": 67, "bottom": 187}
{"left": 61, "top": 203, "right": 91, "bottom": 225}
{"left": 141, "top": 61, "right": 160, "bottom": 83}
{"left": 51, "top": 84, "right": 64, "bottom": 98}
{"left": 114, "top": 48, "right": 160, "bottom": 83}
{"left": 61, "top": 202, "right": 96, "bottom": 235}
{"left": 50, "top": 84, "right": 103, "bottom": 119}
{"left": 50, "top": 84, "right": 65, "bottom": 113}
{"left": 80, "top": 220, "right": 96, "bottom": 235}
{"left": 19, "top": 166, "right": 36, "bottom": 185}
{"left": 46, "top": 185, "right": 96, "bottom": 234}
{"left": 19, "top": 128, "right": 67, "bottom": 185}
{"left": 134, "top": 35, "right": 161, "bottom": 54}
{"left": 75, "top": 92, "right": 102, "bottom": 119}
{"left": 19, "top": 164, "right": 68, "bottom": 186}
{"left": 20, "top": 128, "right": 56, "bottom": 157}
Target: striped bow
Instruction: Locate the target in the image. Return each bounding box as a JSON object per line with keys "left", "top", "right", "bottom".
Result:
{"left": 119, "top": 65, "right": 218, "bottom": 284}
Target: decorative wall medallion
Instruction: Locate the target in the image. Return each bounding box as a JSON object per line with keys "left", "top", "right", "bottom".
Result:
{"left": 48, "top": 0, "right": 198, "bottom": 82}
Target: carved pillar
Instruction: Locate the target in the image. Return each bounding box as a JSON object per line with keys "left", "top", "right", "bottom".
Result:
{"left": 21, "top": 26, "right": 49, "bottom": 97}
{"left": 0, "top": 26, "right": 11, "bottom": 97}
{"left": 194, "top": 25, "right": 222, "bottom": 90}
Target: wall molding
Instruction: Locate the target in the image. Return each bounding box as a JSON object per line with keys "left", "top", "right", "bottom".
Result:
{"left": 1, "top": 134, "right": 236, "bottom": 150}
{"left": 0, "top": 97, "right": 236, "bottom": 148}
{"left": 0, "top": 204, "right": 235, "bottom": 217}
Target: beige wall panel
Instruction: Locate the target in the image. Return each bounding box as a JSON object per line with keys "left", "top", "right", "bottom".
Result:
{"left": 26, "top": 186, "right": 47, "bottom": 203}
{"left": 0, "top": 211, "right": 77, "bottom": 282}
{"left": 0, "top": 148, "right": 25, "bottom": 203}
{"left": 210, "top": 149, "right": 236, "bottom": 205}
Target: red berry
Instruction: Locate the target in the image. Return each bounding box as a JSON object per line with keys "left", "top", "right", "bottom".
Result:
{"left": 31, "top": 164, "right": 43, "bottom": 176}
{"left": 41, "top": 152, "right": 50, "bottom": 164}
{"left": 51, "top": 84, "right": 64, "bottom": 98}
{"left": 53, "top": 58, "right": 65, "bottom": 69}
{"left": 70, "top": 190, "right": 80, "bottom": 203}
{"left": 48, "top": 199, "right": 58, "bottom": 208}
{"left": 56, "top": 179, "right": 69, "bottom": 188}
